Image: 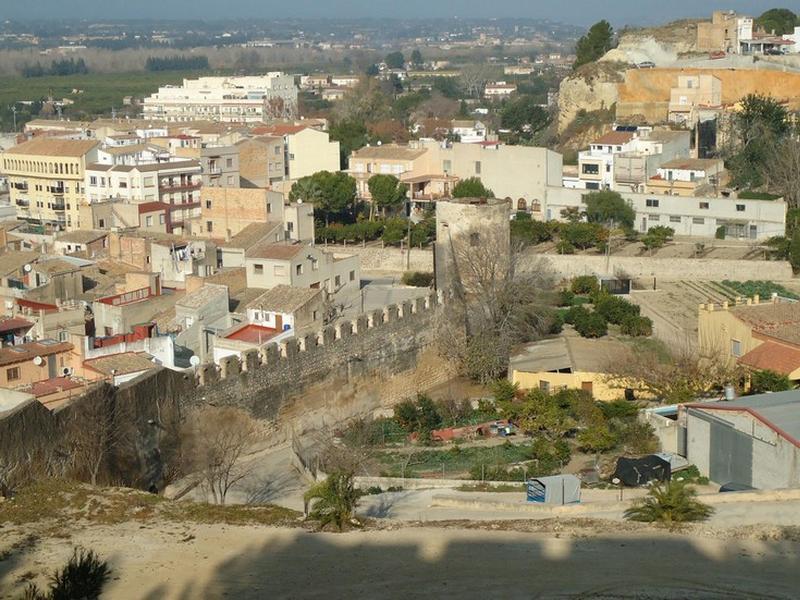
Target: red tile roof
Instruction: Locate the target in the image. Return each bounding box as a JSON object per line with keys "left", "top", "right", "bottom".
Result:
{"left": 29, "top": 376, "right": 85, "bottom": 398}
{"left": 0, "top": 317, "right": 34, "bottom": 334}
{"left": 225, "top": 324, "right": 280, "bottom": 344}
{"left": 138, "top": 202, "right": 170, "bottom": 214}
{"left": 593, "top": 131, "right": 635, "bottom": 145}
{"left": 738, "top": 341, "right": 800, "bottom": 375}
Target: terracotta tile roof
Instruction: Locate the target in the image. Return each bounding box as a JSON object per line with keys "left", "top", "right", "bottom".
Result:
{"left": 246, "top": 242, "right": 305, "bottom": 260}
{"left": 738, "top": 341, "right": 800, "bottom": 375}
{"left": 0, "top": 317, "right": 34, "bottom": 334}
{"left": 592, "top": 131, "right": 635, "bottom": 145}
{"left": 0, "top": 340, "right": 73, "bottom": 367}
{"left": 27, "top": 376, "right": 85, "bottom": 398}
{"left": 245, "top": 285, "right": 322, "bottom": 313}
{"left": 731, "top": 302, "right": 800, "bottom": 346}
{"left": 84, "top": 352, "right": 157, "bottom": 376}
{"left": 351, "top": 144, "right": 427, "bottom": 161}
{"left": 5, "top": 138, "right": 99, "bottom": 157}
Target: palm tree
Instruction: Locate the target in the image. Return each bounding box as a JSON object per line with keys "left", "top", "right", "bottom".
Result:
{"left": 303, "top": 470, "right": 360, "bottom": 531}
{"left": 624, "top": 480, "right": 714, "bottom": 526}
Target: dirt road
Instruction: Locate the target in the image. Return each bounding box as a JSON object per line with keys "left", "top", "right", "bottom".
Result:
{"left": 2, "top": 522, "right": 798, "bottom": 599}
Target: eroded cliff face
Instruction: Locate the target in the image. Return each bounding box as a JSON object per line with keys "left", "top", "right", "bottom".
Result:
{"left": 557, "top": 61, "right": 624, "bottom": 134}
{"left": 556, "top": 20, "right": 700, "bottom": 134}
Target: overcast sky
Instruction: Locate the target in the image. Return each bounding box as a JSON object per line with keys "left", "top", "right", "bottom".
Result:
{"left": 4, "top": 1, "right": 783, "bottom": 27}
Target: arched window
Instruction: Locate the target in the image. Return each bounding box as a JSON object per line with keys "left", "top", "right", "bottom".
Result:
{"left": 517, "top": 198, "right": 527, "bottom": 211}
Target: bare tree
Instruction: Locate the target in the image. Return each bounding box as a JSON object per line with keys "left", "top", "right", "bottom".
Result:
{"left": 761, "top": 137, "right": 800, "bottom": 208}
{"left": 436, "top": 225, "right": 555, "bottom": 382}
{"left": 64, "top": 393, "right": 131, "bottom": 487}
{"left": 459, "top": 65, "right": 493, "bottom": 99}
{"left": 183, "top": 406, "right": 261, "bottom": 505}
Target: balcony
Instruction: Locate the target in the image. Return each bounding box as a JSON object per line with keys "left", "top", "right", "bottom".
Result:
{"left": 15, "top": 199, "right": 29, "bottom": 208}
{"left": 11, "top": 182, "right": 28, "bottom": 192}
{"left": 159, "top": 180, "right": 202, "bottom": 193}
{"left": 52, "top": 203, "right": 66, "bottom": 212}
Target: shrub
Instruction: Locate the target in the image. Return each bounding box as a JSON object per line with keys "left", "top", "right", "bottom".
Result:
{"left": 577, "top": 425, "right": 618, "bottom": 453}
{"left": 401, "top": 271, "right": 434, "bottom": 287}
{"left": 620, "top": 314, "right": 653, "bottom": 337}
{"left": 616, "top": 420, "right": 659, "bottom": 455}
{"left": 556, "top": 240, "right": 575, "bottom": 254}
{"left": 599, "top": 399, "right": 639, "bottom": 420}
{"left": 624, "top": 481, "right": 714, "bottom": 526}
{"left": 25, "top": 548, "right": 111, "bottom": 600}
{"left": 511, "top": 218, "right": 553, "bottom": 247}
{"left": 491, "top": 379, "right": 519, "bottom": 403}
{"left": 595, "top": 295, "right": 639, "bottom": 324}
{"left": 563, "top": 305, "right": 590, "bottom": 325}
{"left": 547, "top": 310, "right": 564, "bottom": 334}
{"left": 561, "top": 222, "right": 605, "bottom": 249}
{"left": 571, "top": 275, "right": 600, "bottom": 295}
{"left": 749, "top": 369, "right": 793, "bottom": 394}
{"left": 573, "top": 311, "right": 608, "bottom": 338}
{"left": 558, "top": 289, "right": 575, "bottom": 306}
{"left": 715, "top": 226, "right": 726, "bottom": 240}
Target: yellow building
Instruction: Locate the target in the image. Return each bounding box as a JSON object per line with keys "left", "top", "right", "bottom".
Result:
{"left": 698, "top": 296, "right": 800, "bottom": 382}
{"left": 2, "top": 138, "right": 100, "bottom": 231}
{"left": 508, "top": 335, "right": 638, "bottom": 401}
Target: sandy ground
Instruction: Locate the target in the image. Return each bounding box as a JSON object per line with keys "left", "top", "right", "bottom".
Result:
{"left": 2, "top": 521, "right": 799, "bottom": 599}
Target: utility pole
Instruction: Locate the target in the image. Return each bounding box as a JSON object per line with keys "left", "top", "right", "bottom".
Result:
{"left": 11, "top": 105, "right": 17, "bottom": 132}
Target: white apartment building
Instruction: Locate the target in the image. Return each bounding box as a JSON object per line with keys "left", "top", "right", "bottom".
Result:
{"left": 543, "top": 186, "right": 786, "bottom": 240}
{"left": 85, "top": 160, "right": 202, "bottom": 234}
{"left": 451, "top": 120, "right": 488, "bottom": 144}
{"left": 142, "top": 74, "right": 299, "bottom": 123}
{"left": 484, "top": 82, "right": 517, "bottom": 97}
{"left": 783, "top": 27, "right": 800, "bottom": 53}
{"left": 568, "top": 129, "right": 643, "bottom": 191}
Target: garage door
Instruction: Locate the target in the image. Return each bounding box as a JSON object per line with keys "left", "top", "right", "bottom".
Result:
{"left": 691, "top": 410, "right": 753, "bottom": 486}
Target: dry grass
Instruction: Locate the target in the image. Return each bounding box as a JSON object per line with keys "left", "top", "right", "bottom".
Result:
{"left": 0, "top": 479, "right": 300, "bottom": 529}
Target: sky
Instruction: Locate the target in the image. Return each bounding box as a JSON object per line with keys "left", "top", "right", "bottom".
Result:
{"left": 3, "top": 1, "right": 784, "bottom": 27}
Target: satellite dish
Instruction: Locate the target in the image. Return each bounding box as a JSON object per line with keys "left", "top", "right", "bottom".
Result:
{"left": 33, "top": 356, "right": 43, "bottom": 366}
{"left": 189, "top": 355, "right": 201, "bottom": 367}
{"left": 23, "top": 264, "right": 32, "bottom": 273}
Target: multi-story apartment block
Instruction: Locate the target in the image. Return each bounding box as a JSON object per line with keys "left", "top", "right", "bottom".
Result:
{"left": 236, "top": 136, "right": 286, "bottom": 188}
{"left": 2, "top": 138, "right": 100, "bottom": 231}
{"left": 142, "top": 74, "right": 299, "bottom": 123}
{"left": 572, "top": 130, "right": 642, "bottom": 191}
{"left": 251, "top": 125, "right": 340, "bottom": 183}
{"left": 84, "top": 160, "right": 202, "bottom": 234}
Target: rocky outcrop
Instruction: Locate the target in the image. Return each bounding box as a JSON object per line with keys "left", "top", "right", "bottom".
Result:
{"left": 556, "top": 61, "right": 625, "bottom": 133}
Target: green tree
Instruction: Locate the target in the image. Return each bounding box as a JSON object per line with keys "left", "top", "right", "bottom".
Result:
{"left": 641, "top": 226, "right": 674, "bottom": 254}
{"left": 624, "top": 481, "right": 714, "bottom": 526}
{"left": 574, "top": 20, "right": 615, "bottom": 69}
{"left": 411, "top": 49, "right": 424, "bottom": 66}
{"left": 790, "top": 229, "right": 800, "bottom": 272}
{"left": 560, "top": 222, "right": 605, "bottom": 249}
{"left": 329, "top": 120, "right": 370, "bottom": 170}
{"left": 452, "top": 177, "right": 494, "bottom": 198}
{"left": 511, "top": 218, "right": 554, "bottom": 247}
{"left": 288, "top": 176, "right": 322, "bottom": 205}
{"left": 571, "top": 275, "right": 599, "bottom": 295}
{"left": 573, "top": 311, "right": 608, "bottom": 338}
{"left": 500, "top": 95, "right": 551, "bottom": 143}
{"left": 367, "top": 174, "right": 407, "bottom": 217}
{"left": 583, "top": 190, "right": 634, "bottom": 229}
{"left": 366, "top": 63, "right": 380, "bottom": 77}
{"left": 385, "top": 51, "right": 405, "bottom": 69}
{"left": 756, "top": 8, "right": 798, "bottom": 35}
{"left": 749, "top": 369, "right": 793, "bottom": 394}
{"left": 433, "top": 77, "right": 462, "bottom": 99}
{"left": 577, "top": 424, "right": 617, "bottom": 452}
{"left": 620, "top": 315, "right": 653, "bottom": 337}
{"left": 304, "top": 471, "right": 360, "bottom": 531}
{"left": 729, "top": 94, "right": 790, "bottom": 188}
{"left": 291, "top": 171, "right": 356, "bottom": 225}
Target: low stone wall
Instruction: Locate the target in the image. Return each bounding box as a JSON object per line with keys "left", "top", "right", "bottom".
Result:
{"left": 322, "top": 245, "right": 434, "bottom": 273}
{"left": 526, "top": 253, "right": 794, "bottom": 282}
{"left": 354, "top": 476, "right": 520, "bottom": 490}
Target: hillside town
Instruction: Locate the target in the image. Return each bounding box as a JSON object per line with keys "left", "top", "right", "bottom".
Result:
{"left": 1, "top": 6, "right": 800, "bottom": 600}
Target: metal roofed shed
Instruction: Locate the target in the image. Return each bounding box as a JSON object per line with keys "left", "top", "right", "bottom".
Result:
{"left": 526, "top": 474, "right": 581, "bottom": 505}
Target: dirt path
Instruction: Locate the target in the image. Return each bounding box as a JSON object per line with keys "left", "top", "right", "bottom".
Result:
{"left": 2, "top": 522, "right": 798, "bottom": 599}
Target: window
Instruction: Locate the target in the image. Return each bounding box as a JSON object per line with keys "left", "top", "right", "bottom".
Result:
{"left": 585, "top": 182, "right": 599, "bottom": 190}
{"left": 649, "top": 214, "right": 660, "bottom": 222}
{"left": 335, "top": 275, "right": 341, "bottom": 287}
{"left": 296, "top": 264, "right": 303, "bottom": 275}
{"left": 736, "top": 204, "right": 745, "bottom": 212}
{"left": 7, "top": 367, "right": 20, "bottom": 381}
{"left": 252, "top": 263, "right": 264, "bottom": 275}
{"left": 89, "top": 176, "right": 97, "bottom": 185}
{"left": 274, "top": 146, "right": 281, "bottom": 155}
{"left": 692, "top": 217, "right": 704, "bottom": 225}
{"left": 206, "top": 200, "right": 212, "bottom": 209}
{"left": 145, "top": 215, "right": 153, "bottom": 227}
{"left": 287, "top": 221, "right": 294, "bottom": 232}
{"left": 119, "top": 181, "right": 127, "bottom": 188}
{"left": 646, "top": 198, "right": 659, "bottom": 208}
{"left": 159, "top": 214, "right": 165, "bottom": 224}
{"left": 226, "top": 158, "right": 233, "bottom": 168}
{"left": 206, "top": 221, "right": 213, "bottom": 233}
{"left": 669, "top": 215, "right": 681, "bottom": 223}
{"left": 227, "top": 176, "right": 235, "bottom": 185}
{"left": 731, "top": 339, "right": 742, "bottom": 358}
{"left": 605, "top": 164, "right": 611, "bottom": 173}
{"left": 475, "top": 161, "right": 481, "bottom": 174}
{"left": 539, "top": 380, "right": 550, "bottom": 393}
{"left": 699, "top": 202, "right": 709, "bottom": 209}
{"left": 311, "top": 258, "right": 319, "bottom": 271}
{"left": 98, "top": 218, "right": 106, "bottom": 228}
{"left": 349, "top": 270, "right": 355, "bottom": 281}
{"left": 289, "top": 153, "right": 295, "bottom": 160}
{"left": 443, "top": 160, "right": 452, "bottom": 173}
{"left": 581, "top": 163, "right": 599, "bottom": 175}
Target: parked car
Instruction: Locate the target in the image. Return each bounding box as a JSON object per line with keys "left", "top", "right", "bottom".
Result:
{"left": 636, "top": 61, "right": 656, "bottom": 69}
{"left": 709, "top": 51, "right": 726, "bottom": 60}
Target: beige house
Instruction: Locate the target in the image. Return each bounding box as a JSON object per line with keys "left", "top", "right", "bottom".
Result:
{"left": 244, "top": 242, "right": 359, "bottom": 297}
{"left": 699, "top": 297, "right": 800, "bottom": 383}
{"left": 249, "top": 125, "right": 340, "bottom": 185}
{"left": 236, "top": 136, "right": 286, "bottom": 188}
{"left": 2, "top": 138, "right": 100, "bottom": 231}
{"left": 646, "top": 158, "right": 727, "bottom": 196}
{"left": 669, "top": 74, "right": 722, "bottom": 126}
{"left": 245, "top": 285, "right": 324, "bottom": 333}
{"left": 509, "top": 335, "right": 640, "bottom": 402}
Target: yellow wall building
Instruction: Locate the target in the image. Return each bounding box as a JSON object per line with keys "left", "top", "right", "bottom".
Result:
{"left": 508, "top": 335, "right": 640, "bottom": 402}
{"left": 2, "top": 138, "right": 99, "bottom": 232}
